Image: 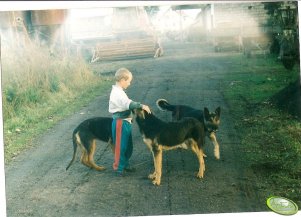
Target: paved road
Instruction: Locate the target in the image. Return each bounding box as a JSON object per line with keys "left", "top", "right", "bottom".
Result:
{"left": 4, "top": 41, "right": 266, "bottom": 217}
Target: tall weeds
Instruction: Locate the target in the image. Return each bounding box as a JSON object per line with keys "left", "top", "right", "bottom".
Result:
{"left": 1, "top": 43, "right": 106, "bottom": 162}
{"left": 2, "top": 45, "right": 95, "bottom": 117}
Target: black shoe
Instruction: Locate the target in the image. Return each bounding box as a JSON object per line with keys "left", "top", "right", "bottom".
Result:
{"left": 124, "top": 167, "right": 136, "bottom": 173}
{"left": 116, "top": 171, "right": 126, "bottom": 177}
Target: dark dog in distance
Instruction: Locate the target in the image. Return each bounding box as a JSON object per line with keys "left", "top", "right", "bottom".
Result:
{"left": 66, "top": 117, "right": 113, "bottom": 171}
{"left": 134, "top": 108, "right": 206, "bottom": 186}
{"left": 156, "top": 99, "right": 221, "bottom": 160}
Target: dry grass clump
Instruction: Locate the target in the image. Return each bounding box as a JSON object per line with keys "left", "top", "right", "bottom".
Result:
{"left": 1, "top": 44, "right": 107, "bottom": 162}
{"left": 2, "top": 44, "right": 98, "bottom": 119}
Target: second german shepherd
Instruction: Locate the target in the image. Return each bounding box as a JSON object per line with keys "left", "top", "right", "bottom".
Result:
{"left": 156, "top": 99, "right": 221, "bottom": 160}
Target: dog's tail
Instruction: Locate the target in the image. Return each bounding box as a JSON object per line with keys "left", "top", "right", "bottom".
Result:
{"left": 66, "top": 130, "right": 78, "bottom": 171}
{"left": 156, "top": 99, "right": 176, "bottom": 111}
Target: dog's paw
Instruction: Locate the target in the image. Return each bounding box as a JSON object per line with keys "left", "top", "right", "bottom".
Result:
{"left": 214, "top": 148, "right": 220, "bottom": 160}
{"left": 196, "top": 172, "right": 204, "bottom": 179}
{"left": 215, "top": 154, "right": 220, "bottom": 160}
{"left": 148, "top": 172, "right": 156, "bottom": 180}
{"left": 196, "top": 166, "right": 205, "bottom": 179}
{"left": 95, "top": 166, "right": 106, "bottom": 171}
{"left": 152, "top": 179, "right": 161, "bottom": 186}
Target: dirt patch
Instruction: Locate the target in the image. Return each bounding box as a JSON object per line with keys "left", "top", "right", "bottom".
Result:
{"left": 5, "top": 41, "right": 268, "bottom": 216}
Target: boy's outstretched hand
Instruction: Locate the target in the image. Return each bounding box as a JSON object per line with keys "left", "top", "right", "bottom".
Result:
{"left": 142, "top": 104, "right": 151, "bottom": 114}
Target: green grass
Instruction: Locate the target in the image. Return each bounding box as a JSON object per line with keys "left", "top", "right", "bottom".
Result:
{"left": 2, "top": 44, "right": 113, "bottom": 164}
{"left": 3, "top": 81, "right": 112, "bottom": 163}
{"left": 221, "top": 54, "right": 301, "bottom": 206}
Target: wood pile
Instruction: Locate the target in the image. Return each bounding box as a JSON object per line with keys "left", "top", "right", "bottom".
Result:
{"left": 91, "top": 36, "right": 156, "bottom": 62}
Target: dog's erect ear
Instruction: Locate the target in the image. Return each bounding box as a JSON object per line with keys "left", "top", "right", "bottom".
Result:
{"left": 134, "top": 108, "right": 145, "bottom": 119}
{"left": 204, "top": 107, "right": 210, "bottom": 121}
{"left": 139, "top": 108, "right": 146, "bottom": 119}
{"left": 141, "top": 110, "right": 145, "bottom": 119}
{"left": 215, "top": 107, "right": 221, "bottom": 118}
{"left": 133, "top": 109, "right": 138, "bottom": 115}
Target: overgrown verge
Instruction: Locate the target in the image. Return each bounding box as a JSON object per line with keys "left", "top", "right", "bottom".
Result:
{"left": 1, "top": 45, "right": 112, "bottom": 164}
{"left": 221, "top": 55, "right": 301, "bottom": 206}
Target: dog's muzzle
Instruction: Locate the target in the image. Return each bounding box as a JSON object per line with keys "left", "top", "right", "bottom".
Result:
{"left": 205, "top": 123, "right": 219, "bottom": 134}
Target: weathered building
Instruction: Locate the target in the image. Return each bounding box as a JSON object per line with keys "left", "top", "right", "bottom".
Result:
{"left": 204, "top": 2, "right": 273, "bottom": 53}
{"left": 177, "top": 2, "right": 280, "bottom": 54}
{"left": 0, "top": 9, "right": 68, "bottom": 51}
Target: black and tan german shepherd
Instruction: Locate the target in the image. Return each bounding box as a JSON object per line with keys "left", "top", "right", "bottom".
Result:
{"left": 66, "top": 117, "right": 113, "bottom": 171}
{"left": 134, "top": 108, "right": 206, "bottom": 186}
{"left": 156, "top": 99, "right": 221, "bottom": 160}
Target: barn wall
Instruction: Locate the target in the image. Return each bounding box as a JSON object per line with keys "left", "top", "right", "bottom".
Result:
{"left": 31, "top": 10, "right": 67, "bottom": 26}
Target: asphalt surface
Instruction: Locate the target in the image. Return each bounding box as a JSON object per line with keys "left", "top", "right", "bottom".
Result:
{"left": 4, "top": 41, "right": 267, "bottom": 217}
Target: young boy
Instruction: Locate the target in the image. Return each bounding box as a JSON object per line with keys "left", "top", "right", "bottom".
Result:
{"left": 109, "top": 68, "right": 151, "bottom": 176}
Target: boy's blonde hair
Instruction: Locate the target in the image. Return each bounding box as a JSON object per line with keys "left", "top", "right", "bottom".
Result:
{"left": 115, "top": 68, "right": 132, "bottom": 81}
